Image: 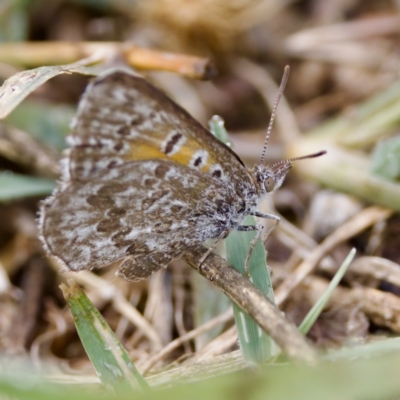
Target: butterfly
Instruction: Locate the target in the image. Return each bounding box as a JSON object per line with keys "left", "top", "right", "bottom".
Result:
{"left": 39, "top": 66, "right": 325, "bottom": 281}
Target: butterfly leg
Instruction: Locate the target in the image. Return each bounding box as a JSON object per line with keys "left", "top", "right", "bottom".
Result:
{"left": 198, "top": 229, "right": 230, "bottom": 268}
{"left": 237, "top": 224, "right": 264, "bottom": 277}
{"left": 238, "top": 212, "right": 280, "bottom": 277}
{"left": 251, "top": 211, "right": 280, "bottom": 246}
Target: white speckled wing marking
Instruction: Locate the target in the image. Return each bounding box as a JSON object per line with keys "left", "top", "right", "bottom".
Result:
{"left": 40, "top": 160, "right": 243, "bottom": 281}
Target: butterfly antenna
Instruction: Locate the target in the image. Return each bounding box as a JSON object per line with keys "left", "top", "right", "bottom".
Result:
{"left": 260, "top": 65, "right": 290, "bottom": 165}
{"left": 269, "top": 150, "right": 327, "bottom": 168}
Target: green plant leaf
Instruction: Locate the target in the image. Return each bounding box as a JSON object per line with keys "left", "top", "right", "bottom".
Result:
{"left": 60, "top": 280, "right": 149, "bottom": 393}
{"left": 0, "top": 171, "right": 55, "bottom": 201}
{"left": 371, "top": 136, "right": 400, "bottom": 181}
{"left": 209, "top": 115, "right": 277, "bottom": 363}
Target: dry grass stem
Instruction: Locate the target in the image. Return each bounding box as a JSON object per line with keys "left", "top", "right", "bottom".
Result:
{"left": 286, "top": 15, "right": 400, "bottom": 53}
{"left": 186, "top": 249, "right": 318, "bottom": 364}
{"left": 145, "top": 351, "right": 247, "bottom": 388}
{"left": 232, "top": 58, "right": 301, "bottom": 143}
{"left": 275, "top": 206, "right": 393, "bottom": 305}
{"left": 186, "top": 325, "right": 238, "bottom": 364}
{"left": 304, "top": 276, "right": 400, "bottom": 333}
{"left": 140, "top": 309, "right": 233, "bottom": 374}
{"left": 0, "top": 42, "right": 215, "bottom": 80}
{"left": 320, "top": 256, "right": 400, "bottom": 288}
{"left": 112, "top": 293, "right": 163, "bottom": 350}
{"left": 0, "top": 123, "right": 60, "bottom": 178}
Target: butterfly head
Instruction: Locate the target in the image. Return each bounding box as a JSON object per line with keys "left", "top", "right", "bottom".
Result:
{"left": 248, "top": 66, "right": 326, "bottom": 197}
{"left": 250, "top": 65, "right": 292, "bottom": 196}
{"left": 251, "top": 160, "right": 292, "bottom": 195}
{"left": 251, "top": 150, "right": 326, "bottom": 196}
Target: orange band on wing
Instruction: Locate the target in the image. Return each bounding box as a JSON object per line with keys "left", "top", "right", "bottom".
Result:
{"left": 128, "top": 142, "right": 215, "bottom": 173}
{"left": 127, "top": 143, "right": 166, "bottom": 161}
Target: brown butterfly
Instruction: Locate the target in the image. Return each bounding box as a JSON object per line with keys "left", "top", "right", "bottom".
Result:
{"left": 39, "top": 66, "right": 325, "bottom": 281}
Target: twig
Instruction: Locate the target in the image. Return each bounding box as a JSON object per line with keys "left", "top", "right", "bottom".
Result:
{"left": 187, "top": 325, "right": 238, "bottom": 363}
{"left": 0, "top": 123, "right": 60, "bottom": 179}
{"left": 139, "top": 309, "right": 233, "bottom": 374}
{"left": 123, "top": 45, "right": 217, "bottom": 80}
{"left": 185, "top": 248, "right": 318, "bottom": 364}
{"left": 275, "top": 206, "right": 393, "bottom": 305}
{"left": 0, "top": 42, "right": 216, "bottom": 80}
{"left": 304, "top": 275, "right": 400, "bottom": 333}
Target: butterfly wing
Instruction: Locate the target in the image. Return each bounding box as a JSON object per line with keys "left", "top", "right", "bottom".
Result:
{"left": 67, "top": 69, "right": 253, "bottom": 189}
{"left": 40, "top": 160, "right": 242, "bottom": 281}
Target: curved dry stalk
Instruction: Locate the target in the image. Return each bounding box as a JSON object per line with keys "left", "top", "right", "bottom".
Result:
{"left": 276, "top": 217, "right": 337, "bottom": 272}
{"left": 285, "top": 15, "right": 400, "bottom": 54}
{"left": 304, "top": 275, "right": 400, "bottom": 333}
{"left": 113, "top": 293, "right": 163, "bottom": 350}
{"left": 275, "top": 206, "right": 393, "bottom": 305}
{"left": 0, "top": 123, "right": 60, "bottom": 179}
{"left": 0, "top": 42, "right": 215, "bottom": 80}
{"left": 30, "top": 310, "right": 68, "bottom": 369}
{"left": 139, "top": 309, "right": 233, "bottom": 374}
{"left": 231, "top": 58, "right": 301, "bottom": 143}
{"left": 330, "top": 256, "right": 400, "bottom": 288}
{"left": 186, "top": 325, "right": 238, "bottom": 364}
{"left": 145, "top": 351, "right": 247, "bottom": 388}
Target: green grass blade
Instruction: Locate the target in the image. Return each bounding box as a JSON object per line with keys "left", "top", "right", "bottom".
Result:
{"left": 298, "top": 248, "right": 356, "bottom": 335}
{"left": 60, "top": 280, "right": 149, "bottom": 393}
{"left": 208, "top": 115, "right": 232, "bottom": 145}
{"left": 192, "top": 269, "right": 232, "bottom": 348}
{"left": 370, "top": 136, "right": 400, "bottom": 181}
{"left": 0, "top": 172, "right": 55, "bottom": 201}
{"left": 209, "top": 116, "right": 278, "bottom": 363}
{"left": 226, "top": 220, "right": 278, "bottom": 363}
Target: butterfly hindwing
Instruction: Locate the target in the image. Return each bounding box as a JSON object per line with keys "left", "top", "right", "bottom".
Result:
{"left": 40, "top": 160, "right": 243, "bottom": 280}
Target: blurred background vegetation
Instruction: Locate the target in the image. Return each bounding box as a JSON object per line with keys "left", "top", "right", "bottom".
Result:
{"left": 1, "top": 0, "right": 400, "bottom": 398}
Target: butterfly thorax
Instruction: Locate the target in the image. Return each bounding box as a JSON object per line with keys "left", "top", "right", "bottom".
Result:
{"left": 218, "top": 161, "right": 293, "bottom": 231}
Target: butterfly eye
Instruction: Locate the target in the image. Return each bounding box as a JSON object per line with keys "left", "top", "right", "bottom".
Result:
{"left": 237, "top": 201, "right": 246, "bottom": 213}
{"left": 264, "top": 177, "right": 275, "bottom": 192}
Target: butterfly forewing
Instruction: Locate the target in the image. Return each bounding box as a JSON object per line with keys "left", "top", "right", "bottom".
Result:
{"left": 68, "top": 70, "right": 250, "bottom": 187}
